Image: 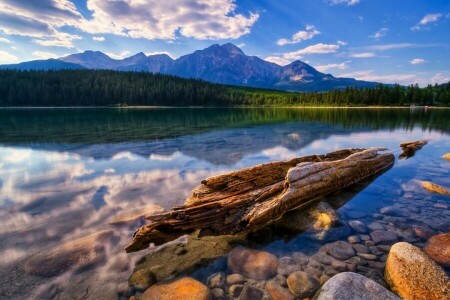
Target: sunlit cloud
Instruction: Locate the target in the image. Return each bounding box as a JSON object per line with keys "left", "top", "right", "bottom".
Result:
{"left": 277, "top": 25, "right": 320, "bottom": 46}
{"left": 350, "top": 52, "right": 376, "bottom": 58}
{"left": 316, "top": 61, "right": 351, "bottom": 72}
{"left": 32, "top": 51, "right": 59, "bottom": 59}
{"left": 264, "top": 56, "right": 292, "bottom": 66}
{"left": 0, "top": 50, "right": 18, "bottom": 63}
{"left": 0, "top": 37, "right": 11, "bottom": 43}
{"left": 369, "top": 28, "right": 388, "bottom": 39}
{"left": 92, "top": 36, "right": 105, "bottom": 42}
{"left": 410, "top": 58, "right": 426, "bottom": 65}
{"left": 329, "top": 0, "right": 360, "bottom": 6}
{"left": 411, "top": 13, "right": 443, "bottom": 31}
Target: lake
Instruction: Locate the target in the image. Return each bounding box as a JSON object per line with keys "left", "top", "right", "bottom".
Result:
{"left": 0, "top": 108, "right": 449, "bottom": 299}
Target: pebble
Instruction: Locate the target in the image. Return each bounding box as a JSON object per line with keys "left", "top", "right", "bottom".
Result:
{"left": 287, "top": 271, "right": 320, "bottom": 298}
{"left": 347, "top": 235, "right": 361, "bottom": 244}
{"left": 226, "top": 274, "right": 246, "bottom": 286}
{"left": 331, "top": 260, "right": 347, "bottom": 271}
{"left": 228, "top": 247, "right": 278, "bottom": 280}
{"left": 367, "top": 222, "right": 386, "bottom": 231}
{"left": 379, "top": 206, "right": 409, "bottom": 217}
{"left": 229, "top": 284, "right": 245, "bottom": 298}
{"left": 324, "top": 241, "right": 355, "bottom": 260}
{"left": 360, "top": 234, "right": 371, "bottom": 241}
{"left": 348, "top": 220, "right": 368, "bottom": 233}
{"left": 423, "top": 233, "right": 450, "bottom": 267}
{"left": 357, "top": 253, "right": 378, "bottom": 260}
{"left": 370, "top": 230, "right": 398, "bottom": 245}
{"left": 266, "top": 281, "right": 294, "bottom": 300}
{"left": 211, "top": 288, "right": 224, "bottom": 299}
{"left": 128, "top": 268, "right": 156, "bottom": 292}
{"left": 238, "top": 285, "right": 265, "bottom": 300}
{"left": 352, "top": 243, "right": 371, "bottom": 254}
{"left": 208, "top": 272, "right": 225, "bottom": 288}
{"left": 277, "top": 257, "right": 302, "bottom": 276}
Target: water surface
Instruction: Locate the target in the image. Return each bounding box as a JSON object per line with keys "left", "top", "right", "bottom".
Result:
{"left": 0, "top": 108, "right": 449, "bottom": 298}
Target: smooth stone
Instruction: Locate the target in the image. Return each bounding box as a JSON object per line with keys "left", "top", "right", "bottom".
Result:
{"left": 367, "top": 222, "right": 386, "bottom": 231}
{"left": 359, "top": 234, "right": 371, "bottom": 241}
{"left": 324, "top": 266, "right": 339, "bottom": 276}
{"left": 211, "top": 288, "right": 224, "bottom": 299}
{"left": 348, "top": 220, "right": 367, "bottom": 233}
{"left": 385, "top": 242, "right": 450, "bottom": 300}
{"left": 208, "top": 272, "right": 225, "bottom": 288}
{"left": 292, "top": 252, "right": 310, "bottom": 266}
{"left": 313, "top": 252, "right": 335, "bottom": 265}
{"left": 433, "top": 203, "right": 448, "bottom": 209}
{"left": 443, "top": 153, "right": 450, "bottom": 161}
{"left": 266, "top": 281, "right": 294, "bottom": 300}
{"left": 141, "top": 277, "right": 211, "bottom": 300}
{"left": 324, "top": 241, "right": 355, "bottom": 260}
{"left": 287, "top": 271, "right": 320, "bottom": 298}
{"left": 347, "top": 235, "right": 361, "bottom": 244}
{"left": 423, "top": 233, "right": 450, "bottom": 267}
{"left": 238, "top": 285, "right": 264, "bottom": 300}
{"left": 277, "top": 257, "right": 302, "bottom": 276}
{"left": 331, "top": 260, "right": 347, "bottom": 271}
{"left": 226, "top": 274, "right": 246, "bottom": 286}
{"left": 368, "top": 261, "right": 385, "bottom": 272}
{"left": 128, "top": 268, "right": 156, "bottom": 292}
{"left": 23, "top": 230, "right": 114, "bottom": 277}
{"left": 229, "top": 285, "right": 245, "bottom": 298}
{"left": 307, "top": 260, "right": 324, "bottom": 271}
{"left": 273, "top": 274, "right": 287, "bottom": 287}
{"left": 313, "top": 272, "right": 400, "bottom": 300}
{"left": 345, "top": 210, "right": 367, "bottom": 219}
{"left": 357, "top": 253, "right": 377, "bottom": 260}
{"left": 377, "top": 245, "right": 392, "bottom": 253}
{"left": 352, "top": 243, "right": 371, "bottom": 254}
{"left": 379, "top": 206, "right": 409, "bottom": 217}
{"left": 370, "top": 230, "right": 398, "bottom": 245}
{"left": 345, "top": 256, "right": 368, "bottom": 266}
{"left": 228, "top": 246, "right": 278, "bottom": 280}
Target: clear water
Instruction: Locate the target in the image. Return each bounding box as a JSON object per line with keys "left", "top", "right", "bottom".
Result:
{"left": 0, "top": 108, "right": 449, "bottom": 299}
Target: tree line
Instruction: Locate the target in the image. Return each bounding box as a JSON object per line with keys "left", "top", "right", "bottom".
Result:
{"left": 0, "top": 70, "right": 449, "bottom": 107}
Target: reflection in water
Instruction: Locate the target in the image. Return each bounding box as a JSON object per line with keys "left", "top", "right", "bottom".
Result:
{"left": 0, "top": 108, "right": 449, "bottom": 299}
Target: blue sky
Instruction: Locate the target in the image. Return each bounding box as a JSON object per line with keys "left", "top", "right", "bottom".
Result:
{"left": 0, "top": 0, "right": 449, "bottom": 86}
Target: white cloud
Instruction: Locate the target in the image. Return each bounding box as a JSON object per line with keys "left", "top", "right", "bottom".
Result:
{"left": 277, "top": 25, "right": 320, "bottom": 46}
{"left": 316, "top": 61, "right": 351, "bottom": 72}
{"left": 411, "top": 13, "right": 443, "bottom": 30}
{"left": 264, "top": 56, "right": 292, "bottom": 66}
{"left": 32, "top": 32, "right": 82, "bottom": 48}
{"left": 329, "top": 0, "right": 360, "bottom": 6}
{"left": 79, "top": 0, "right": 259, "bottom": 40}
{"left": 337, "top": 40, "right": 348, "bottom": 46}
{"left": 93, "top": 36, "right": 105, "bottom": 42}
{"left": 350, "top": 52, "right": 376, "bottom": 58}
{"left": 369, "top": 28, "right": 388, "bottom": 39}
{"left": 0, "top": 50, "right": 18, "bottom": 63}
{"left": 32, "top": 51, "right": 59, "bottom": 59}
{"left": 357, "top": 43, "right": 434, "bottom": 52}
{"left": 430, "top": 73, "right": 450, "bottom": 84}
{"left": 410, "top": 58, "right": 426, "bottom": 65}
{"left": 105, "top": 50, "right": 131, "bottom": 60}
{"left": 282, "top": 43, "right": 340, "bottom": 61}
{"left": 0, "top": 37, "right": 11, "bottom": 43}
{"left": 339, "top": 70, "right": 420, "bottom": 85}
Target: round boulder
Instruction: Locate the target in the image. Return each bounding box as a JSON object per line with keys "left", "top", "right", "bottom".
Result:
{"left": 141, "top": 277, "right": 211, "bottom": 300}
{"left": 324, "top": 241, "right": 355, "bottom": 260}
{"left": 286, "top": 271, "right": 320, "bottom": 298}
{"left": 227, "top": 246, "right": 278, "bottom": 280}
{"left": 424, "top": 233, "right": 450, "bottom": 267}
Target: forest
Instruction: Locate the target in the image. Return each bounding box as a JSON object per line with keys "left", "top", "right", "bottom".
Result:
{"left": 0, "top": 69, "right": 449, "bottom": 107}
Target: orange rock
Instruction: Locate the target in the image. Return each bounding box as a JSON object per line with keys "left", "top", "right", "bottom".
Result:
{"left": 141, "top": 277, "right": 211, "bottom": 300}
{"left": 421, "top": 181, "right": 450, "bottom": 196}
{"left": 227, "top": 246, "right": 278, "bottom": 280}
{"left": 443, "top": 153, "right": 450, "bottom": 161}
{"left": 385, "top": 242, "right": 450, "bottom": 300}
{"left": 424, "top": 233, "right": 450, "bottom": 267}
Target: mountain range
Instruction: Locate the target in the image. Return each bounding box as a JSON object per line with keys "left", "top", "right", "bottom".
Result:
{"left": 0, "top": 43, "right": 380, "bottom": 92}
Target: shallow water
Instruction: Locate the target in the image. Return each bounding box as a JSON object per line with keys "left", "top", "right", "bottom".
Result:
{"left": 0, "top": 108, "right": 449, "bottom": 299}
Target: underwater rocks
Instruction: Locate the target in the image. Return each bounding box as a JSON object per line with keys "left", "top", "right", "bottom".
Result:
{"left": 421, "top": 181, "right": 450, "bottom": 196}
{"left": 227, "top": 246, "right": 278, "bottom": 280}
{"left": 23, "top": 230, "right": 115, "bottom": 277}
{"left": 443, "top": 153, "right": 450, "bottom": 161}
{"left": 314, "top": 272, "right": 400, "bottom": 300}
{"left": 287, "top": 271, "right": 320, "bottom": 298}
{"left": 385, "top": 242, "right": 450, "bottom": 300}
{"left": 141, "top": 277, "right": 211, "bottom": 300}
{"left": 424, "top": 233, "right": 450, "bottom": 267}
{"left": 324, "top": 241, "right": 355, "bottom": 260}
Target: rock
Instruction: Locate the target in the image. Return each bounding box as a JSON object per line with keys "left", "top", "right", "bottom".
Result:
{"left": 211, "top": 288, "right": 224, "bottom": 299}
{"left": 319, "top": 274, "right": 330, "bottom": 285}
{"left": 348, "top": 220, "right": 367, "bottom": 233}
{"left": 443, "top": 153, "right": 450, "bottom": 161}
{"left": 347, "top": 235, "right": 361, "bottom": 244}
{"left": 359, "top": 234, "right": 371, "bottom": 241}
{"left": 357, "top": 253, "right": 377, "bottom": 260}
{"left": 292, "top": 252, "right": 310, "bottom": 266}
{"left": 424, "top": 233, "right": 450, "bottom": 267}
{"left": 331, "top": 260, "right": 347, "bottom": 271}
{"left": 367, "top": 222, "right": 386, "bottom": 231}
{"left": 118, "top": 282, "right": 134, "bottom": 298}
{"left": 226, "top": 274, "right": 245, "bottom": 286}
{"left": 433, "top": 203, "right": 448, "bottom": 209}
{"left": 23, "top": 230, "right": 115, "bottom": 277}
{"left": 307, "top": 259, "right": 324, "bottom": 271}
{"left": 313, "top": 252, "right": 335, "bottom": 265}
{"left": 141, "top": 277, "right": 211, "bottom": 300}
{"left": 266, "top": 281, "right": 294, "bottom": 300}
{"left": 228, "top": 247, "right": 278, "bottom": 280}
{"left": 313, "top": 272, "right": 400, "bottom": 300}
{"left": 368, "top": 261, "right": 385, "bottom": 272}
{"left": 379, "top": 206, "right": 408, "bottom": 217}
{"left": 324, "top": 241, "right": 355, "bottom": 260}
{"left": 273, "top": 274, "right": 287, "bottom": 287}
{"left": 421, "top": 181, "right": 450, "bottom": 196}
{"left": 370, "top": 230, "right": 398, "bottom": 245}
{"left": 385, "top": 242, "right": 450, "bottom": 300}
{"left": 128, "top": 268, "right": 156, "bottom": 292}
{"left": 208, "top": 272, "right": 225, "bottom": 288}
{"left": 229, "top": 285, "right": 245, "bottom": 298}
{"left": 345, "top": 210, "right": 367, "bottom": 219}
{"left": 287, "top": 271, "right": 320, "bottom": 298}
{"left": 239, "top": 285, "right": 264, "bottom": 300}
{"left": 377, "top": 245, "right": 391, "bottom": 253}
{"left": 352, "top": 243, "right": 371, "bottom": 254}
{"left": 412, "top": 226, "right": 434, "bottom": 240}
{"left": 277, "top": 257, "right": 303, "bottom": 276}
{"left": 324, "top": 266, "right": 339, "bottom": 277}
{"left": 345, "top": 256, "right": 368, "bottom": 266}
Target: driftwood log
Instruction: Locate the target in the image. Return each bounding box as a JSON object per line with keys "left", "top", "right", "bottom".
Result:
{"left": 126, "top": 148, "right": 395, "bottom": 252}
{"left": 399, "top": 140, "right": 428, "bottom": 159}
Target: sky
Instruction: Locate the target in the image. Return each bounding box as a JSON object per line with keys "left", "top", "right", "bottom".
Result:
{"left": 0, "top": 0, "right": 449, "bottom": 86}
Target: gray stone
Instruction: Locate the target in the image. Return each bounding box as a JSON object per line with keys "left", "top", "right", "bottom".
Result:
{"left": 212, "top": 288, "right": 225, "bottom": 299}
{"left": 324, "top": 241, "right": 355, "bottom": 260}
{"left": 345, "top": 210, "right": 367, "bottom": 219}
{"left": 238, "top": 285, "right": 264, "bottom": 300}
{"left": 331, "top": 259, "right": 347, "bottom": 271}
{"left": 313, "top": 272, "right": 400, "bottom": 300}
{"left": 228, "top": 246, "right": 278, "bottom": 280}
{"left": 357, "top": 253, "right": 377, "bottom": 260}
{"left": 380, "top": 206, "right": 409, "bottom": 217}
{"left": 226, "top": 274, "right": 245, "bottom": 286}
{"left": 272, "top": 274, "right": 287, "bottom": 287}
{"left": 367, "top": 222, "right": 386, "bottom": 231}
{"left": 292, "top": 252, "right": 310, "bottom": 266}
{"left": 370, "top": 230, "right": 398, "bottom": 245}
{"left": 352, "top": 243, "right": 371, "bottom": 254}
{"left": 347, "top": 235, "right": 361, "bottom": 244}
{"left": 345, "top": 256, "right": 368, "bottom": 266}
{"left": 348, "top": 220, "right": 368, "bottom": 233}
{"left": 208, "top": 272, "right": 225, "bottom": 288}
{"left": 277, "top": 257, "right": 302, "bottom": 276}
{"left": 313, "top": 252, "right": 335, "bottom": 265}
{"left": 287, "top": 271, "right": 320, "bottom": 298}
{"left": 359, "top": 234, "right": 371, "bottom": 241}
{"left": 229, "top": 284, "right": 245, "bottom": 298}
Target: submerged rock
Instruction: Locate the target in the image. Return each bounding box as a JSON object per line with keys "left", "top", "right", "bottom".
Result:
{"left": 348, "top": 220, "right": 368, "bottom": 233}
{"left": 324, "top": 241, "right": 355, "bottom": 260}
{"left": 128, "top": 268, "right": 156, "bottom": 292}
{"left": 442, "top": 153, "right": 450, "bottom": 161}
{"left": 141, "top": 277, "right": 211, "bottom": 300}
{"left": 23, "top": 230, "right": 115, "bottom": 277}
{"left": 385, "top": 242, "right": 450, "bottom": 300}
{"left": 287, "top": 271, "right": 320, "bottom": 298}
{"left": 424, "top": 233, "right": 450, "bottom": 267}
{"left": 370, "top": 230, "right": 398, "bottom": 245}
{"left": 421, "top": 181, "right": 450, "bottom": 196}
{"left": 228, "top": 246, "right": 278, "bottom": 280}
{"left": 266, "top": 280, "right": 294, "bottom": 300}
{"left": 313, "top": 272, "right": 399, "bottom": 300}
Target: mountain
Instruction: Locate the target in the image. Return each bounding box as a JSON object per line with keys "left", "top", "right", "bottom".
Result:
{"left": 0, "top": 59, "right": 85, "bottom": 71}
{"left": 1, "top": 44, "right": 381, "bottom": 91}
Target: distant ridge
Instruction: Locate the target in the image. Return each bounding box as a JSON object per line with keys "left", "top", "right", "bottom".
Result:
{"left": 1, "top": 43, "right": 381, "bottom": 92}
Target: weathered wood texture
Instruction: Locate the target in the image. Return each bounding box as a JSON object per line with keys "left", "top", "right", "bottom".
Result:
{"left": 126, "top": 148, "right": 394, "bottom": 252}
{"left": 399, "top": 140, "right": 428, "bottom": 159}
